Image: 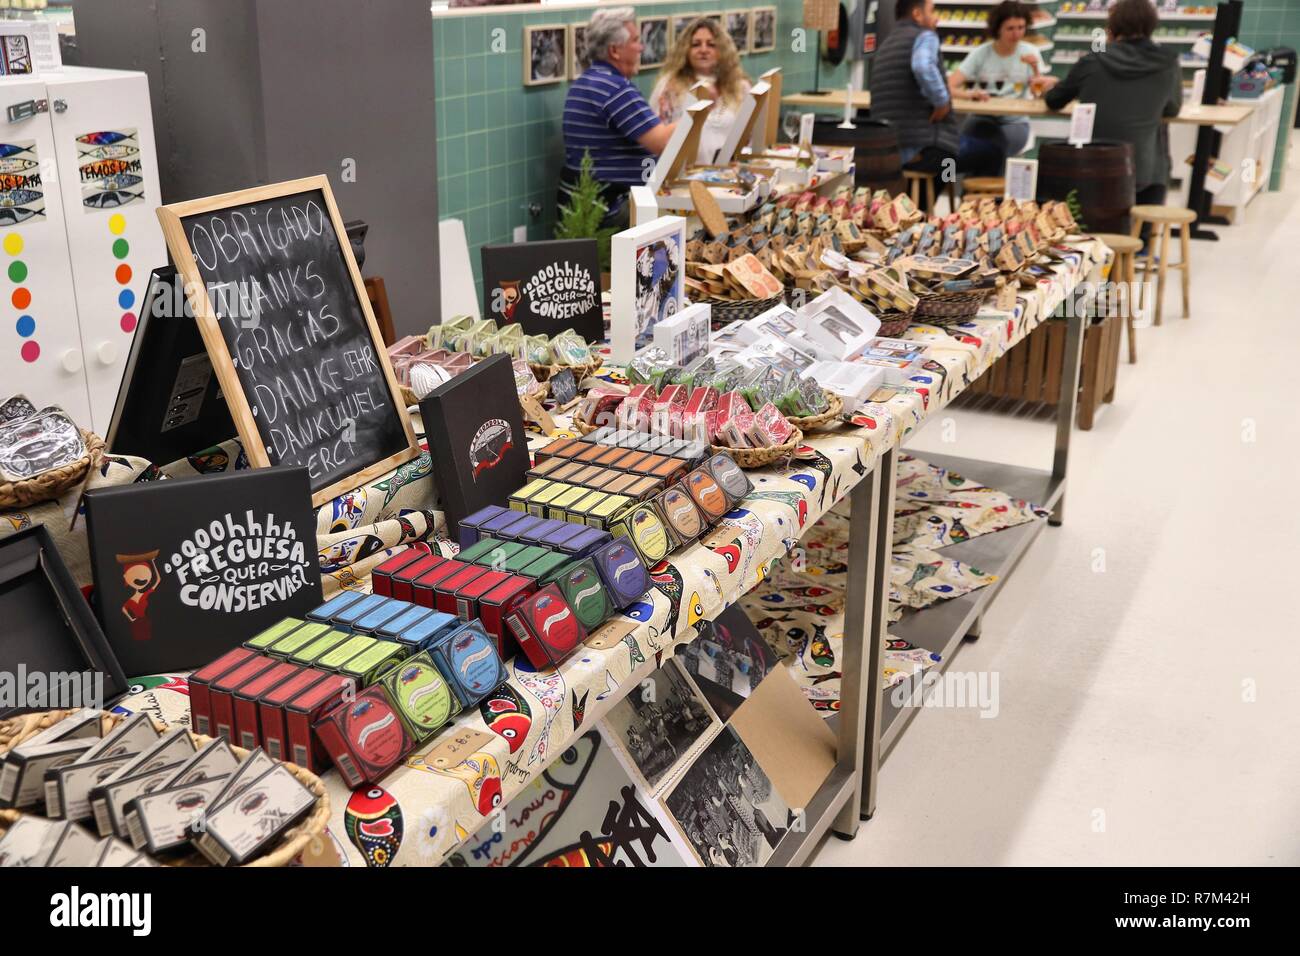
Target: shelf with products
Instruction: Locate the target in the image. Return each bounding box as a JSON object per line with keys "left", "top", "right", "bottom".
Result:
{"left": 1054, "top": 31, "right": 1204, "bottom": 45}
{"left": 943, "top": 41, "right": 1053, "bottom": 54}
{"left": 1057, "top": 7, "right": 1216, "bottom": 19}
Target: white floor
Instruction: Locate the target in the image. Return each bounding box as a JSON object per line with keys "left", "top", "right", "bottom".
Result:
{"left": 813, "top": 155, "right": 1300, "bottom": 867}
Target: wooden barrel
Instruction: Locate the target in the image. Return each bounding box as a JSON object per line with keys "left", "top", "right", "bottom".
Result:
{"left": 813, "top": 118, "right": 904, "bottom": 193}
{"left": 1037, "top": 141, "right": 1136, "bottom": 235}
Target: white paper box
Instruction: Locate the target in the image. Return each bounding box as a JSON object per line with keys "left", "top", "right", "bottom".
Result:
{"left": 804, "top": 360, "right": 885, "bottom": 409}
{"left": 653, "top": 302, "right": 712, "bottom": 364}
{"left": 795, "top": 287, "right": 881, "bottom": 360}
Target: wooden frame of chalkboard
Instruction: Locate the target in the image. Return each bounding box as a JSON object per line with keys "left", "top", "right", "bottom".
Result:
{"left": 156, "top": 176, "right": 419, "bottom": 507}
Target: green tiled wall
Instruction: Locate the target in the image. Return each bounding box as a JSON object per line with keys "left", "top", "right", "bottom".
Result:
{"left": 434, "top": 1, "right": 850, "bottom": 295}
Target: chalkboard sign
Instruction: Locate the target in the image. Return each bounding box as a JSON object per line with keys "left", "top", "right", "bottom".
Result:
{"left": 480, "top": 238, "right": 603, "bottom": 342}
{"left": 156, "top": 176, "right": 418, "bottom": 506}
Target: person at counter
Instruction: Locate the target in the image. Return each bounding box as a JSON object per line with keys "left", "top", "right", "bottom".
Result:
{"left": 560, "top": 7, "right": 677, "bottom": 226}
{"left": 649, "top": 17, "right": 752, "bottom": 165}
{"left": 870, "top": 0, "right": 959, "bottom": 174}
{"left": 1043, "top": 0, "right": 1181, "bottom": 224}
{"left": 947, "top": 1, "right": 1057, "bottom": 176}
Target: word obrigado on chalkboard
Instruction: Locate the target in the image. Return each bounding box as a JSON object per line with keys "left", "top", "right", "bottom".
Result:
{"left": 190, "top": 201, "right": 387, "bottom": 477}
{"left": 522, "top": 260, "right": 597, "bottom": 321}
{"left": 158, "top": 176, "right": 417, "bottom": 505}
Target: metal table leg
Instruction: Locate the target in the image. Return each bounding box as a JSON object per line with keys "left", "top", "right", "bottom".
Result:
{"left": 1050, "top": 300, "right": 1086, "bottom": 527}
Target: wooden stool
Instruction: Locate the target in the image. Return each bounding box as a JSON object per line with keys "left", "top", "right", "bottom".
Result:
{"left": 904, "top": 168, "right": 958, "bottom": 215}
{"left": 962, "top": 176, "right": 1005, "bottom": 201}
{"left": 1092, "top": 232, "right": 1143, "bottom": 364}
{"left": 1129, "top": 205, "right": 1195, "bottom": 326}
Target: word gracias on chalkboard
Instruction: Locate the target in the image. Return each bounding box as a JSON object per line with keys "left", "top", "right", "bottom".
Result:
{"left": 157, "top": 176, "right": 419, "bottom": 506}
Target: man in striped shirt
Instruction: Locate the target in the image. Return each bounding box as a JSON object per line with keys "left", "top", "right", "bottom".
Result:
{"left": 560, "top": 7, "right": 677, "bottom": 226}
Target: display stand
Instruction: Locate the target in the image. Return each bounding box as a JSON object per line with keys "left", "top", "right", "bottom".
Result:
{"left": 1186, "top": 1, "right": 1244, "bottom": 241}
{"left": 858, "top": 279, "right": 1092, "bottom": 815}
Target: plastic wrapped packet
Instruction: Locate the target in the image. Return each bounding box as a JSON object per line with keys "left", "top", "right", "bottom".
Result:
{"left": 512, "top": 359, "right": 539, "bottom": 396}
{"left": 675, "top": 355, "right": 716, "bottom": 392}
{"left": 434, "top": 314, "right": 475, "bottom": 351}
{"left": 708, "top": 360, "right": 748, "bottom": 394}
{"left": 577, "top": 385, "right": 628, "bottom": 431}
{"left": 409, "top": 363, "right": 452, "bottom": 400}
{"left": 625, "top": 348, "right": 673, "bottom": 387}
{"left": 523, "top": 334, "right": 553, "bottom": 365}
{"left": 683, "top": 386, "right": 720, "bottom": 443}
{"left": 463, "top": 318, "right": 498, "bottom": 357}
{"left": 617, "top": 385, "right": 657, "bottom": 432}
{"left": 551, "top": 329, "right": 591, "bottom": 366}
{"left": 495, "top": 324, "right": 525, "bottom": 358}
{"left": 753, "top": 403, "right": 795, "bottom": 446}
{"left": 737, "top": 367, "right": 770, "bottom": 411}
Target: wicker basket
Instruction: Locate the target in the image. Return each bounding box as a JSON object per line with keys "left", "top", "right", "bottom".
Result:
{"left": 0, "top": 709, "right": 330, "bottom": 868}
{"left": 712, "top": 427, "right": 803, "bottom": 469}
{"left": 915, "top": 287, "right": 990, "bottom": 321}
{"left": 570, "top": 408, "right": 602, "bottom": 436}
{"left": 528, "top": 356, "right": 604, "bottom": 383}
{"left": 0, "top": 431, "right": 104, "bottom": 511}
{"left": 875, "top": 308, "right": 916, "bottom": 338}
{"left": 700, "top": 292, "right": 785, "bottom": 326}
{"left": 786, "top": 391, "right": 843, "bottom": 431}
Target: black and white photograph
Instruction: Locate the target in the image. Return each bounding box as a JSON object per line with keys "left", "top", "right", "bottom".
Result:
{"left": 602, "top": 660, "right": 721, "bottom": 795}
{"left": 662, "top": 726, "right": 793, "bottom": 867}
{"left": 638, "top": 16, "right": 670, "bottom": 69}
{"left": 676, "top": 604, "right": 781, "bottom": 721}
{"left": 671, "top": 14, "right": 695, "bottom": 41}
{"left": 523, "top": 25, "right": 566, "bottom": 86}
{"left": 725, "top": 10, "right": 752, "bottom": 55}
{"left": 751, "top": 6, "right": 777, "bottom": 53}
{"left": 568, "top": 22, "right": 590, "bottom": 80}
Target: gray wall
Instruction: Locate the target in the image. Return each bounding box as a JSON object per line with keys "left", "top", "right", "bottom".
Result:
{"left": 72, "top": 0, "right": 438, "bottom": 337}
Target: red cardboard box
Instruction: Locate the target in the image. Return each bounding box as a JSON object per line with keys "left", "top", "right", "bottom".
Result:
{"left": 478, "top": 575, "right": 537, "bottom": 654}
{"left": 371, "top": 549, "right": 431, "bottom": 597}
{"left": 412, "top": 559, "right": 471, "bottom": 609}
{"left": 312, "top": 686, "right": 414, "bottom": 788}
{"left": 454, "top": 569, "right": 510, "bottom": 622}
{"left": 257, "top": 669, "right": 329, "bottom": 762}
{"left": 503, "top": 584, "right": 587, "bottom": 670}
{"left": 232, "top": 661, "right": 301, "bottom": 751}
{"left": 390, "top": 554, "right": 446, "bottom": 602}
{"left": 209, "top": 656, "right": 279, "bottom": 743}
{"left": 284, "top": 675, "right": 356, "bottom": 773}
{"left": 434, "top": 564, "right": 488, "bottom": 616}
{"left": 189, "top": 647, "right": 257, "bottom": 738}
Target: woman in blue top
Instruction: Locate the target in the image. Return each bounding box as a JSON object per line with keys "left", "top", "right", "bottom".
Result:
{"left": 947, "top": 0, "right": 1059, "bottom": 176}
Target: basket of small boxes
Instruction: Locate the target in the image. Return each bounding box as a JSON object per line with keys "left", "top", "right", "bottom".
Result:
{"left": 0, "top": 708, "right": 328, "bottom": 867}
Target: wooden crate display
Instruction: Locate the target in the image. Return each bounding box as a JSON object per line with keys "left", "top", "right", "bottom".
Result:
{"left": 964, "top": 314, "right": 1122, "bottom": 431}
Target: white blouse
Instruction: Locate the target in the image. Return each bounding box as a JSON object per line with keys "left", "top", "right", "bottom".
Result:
{"left": 649, "top": 75, "right": 753, "bottom": 165}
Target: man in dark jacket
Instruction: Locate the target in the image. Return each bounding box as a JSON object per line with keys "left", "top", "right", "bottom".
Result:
{"left": 1043, "top": 0, "right": 1182, "bottom": 211}
{"left": 870, "top": 0, "right": 960, "bottom": 173}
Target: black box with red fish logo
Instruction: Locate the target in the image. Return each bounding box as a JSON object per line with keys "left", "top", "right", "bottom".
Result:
{"left": 502, "top": 584, "right": 588, "bottom": 670}
{"left": 313, "top": 685, "right": 415, "bottom": 788}
{"left": 188, "top": 646, "right": 257, "bottom": 738}
{"left": 419, "top": 353, "right": 532, "bottom": 535}
{"left": 370, "top": 546, "right": 433, "bottom": 597}
{"left": 284, "top": 674, "right": 356, "bottom": 774}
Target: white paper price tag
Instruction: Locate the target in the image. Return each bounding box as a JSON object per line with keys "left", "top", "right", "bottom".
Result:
{"left": 1069, "top": 103, "right": 1096, "bottom": 147}
{"left": 1004, "top": 158, "right": 1039, "bottom": 202}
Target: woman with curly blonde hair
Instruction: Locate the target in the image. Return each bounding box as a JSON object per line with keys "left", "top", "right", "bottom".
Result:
{"left": 649, "top": 17, "right": 751, "bottom": 164}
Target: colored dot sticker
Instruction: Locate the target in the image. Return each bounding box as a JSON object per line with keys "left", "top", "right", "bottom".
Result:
{"left": 20, "top": 341, "right": 39, "bottom": 363}
{"left": 120, "top": 312, "right": 137, "bottom": 334}
{"left": 112, "top": 238, "right": 129, "bottom": 259}
{"left": 3, "top": 234, "right": 22, "bottom": 256}
{"left": 118, "top": 289, "right": 135, "bottom": 309}
{"left": 108, "top": 214, "right": 126, "bottom": 235}
{"left": 16, "top": 315, "right": 35, "bottom": 337}
{"left": 115, "top": 263, "right": 132, "bottom": 285}
{"left": 11, "top": 287, "right": 30, "bottom": 309}
{"left": 7, "top": 261, "right": 26, "bottom": 283}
